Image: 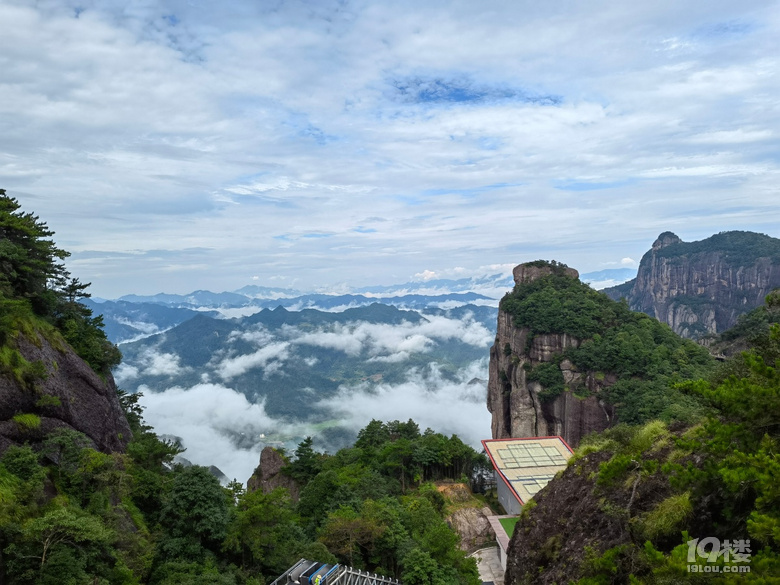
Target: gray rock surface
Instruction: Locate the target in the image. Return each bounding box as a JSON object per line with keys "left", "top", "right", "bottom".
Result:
{"left": 448, "top": 506, "right": 495, "bottom": 552}
{"left": 0, "top": 331, "right": 131, "bottom": 454}
{"left": 604, "top": 231, "right": 780, "bottom": 338}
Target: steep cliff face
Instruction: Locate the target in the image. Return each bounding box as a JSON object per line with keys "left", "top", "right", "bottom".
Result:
{"left": 487, "top": 264, "right": 615, "bottom": 446}
{"left": 604, "top": 231, "right": 780, "bottom": 338}
{"left": 0, "top": 330, "right": 131, "bottom": 454}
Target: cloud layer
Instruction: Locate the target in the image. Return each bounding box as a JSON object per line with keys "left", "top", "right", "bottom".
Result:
{"left": 288, "top": 314, "right": 493, "bottom": 361}
{"left": 317, "top": 360, "right": 492, "bottom": 449}
{"left": 136, "top": 359, "right": 491, "bottom": 485}
{"left": 1, "top": 1, "right": 778, "bottom": 296}
{"left": 120, "top": 307, "right": 495, "bottom": 483}
{"left": 138, "top": 383, "right": 278, "bottom": 483}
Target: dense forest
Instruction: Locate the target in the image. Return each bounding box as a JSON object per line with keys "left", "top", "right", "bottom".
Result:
{"left": 0, "top": 192, "right": 487, "bottom": 584}
{"left": 0, "top": 406, "right": 488, "bottom": 583}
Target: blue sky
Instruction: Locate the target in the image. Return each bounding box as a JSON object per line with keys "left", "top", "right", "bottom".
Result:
{"left": 1, "top": 0, "right": 779, "bottom": 297}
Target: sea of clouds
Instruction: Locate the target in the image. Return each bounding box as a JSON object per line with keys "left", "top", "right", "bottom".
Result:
{"left": 126, "top": 311, "right": 494, "bottom": 483}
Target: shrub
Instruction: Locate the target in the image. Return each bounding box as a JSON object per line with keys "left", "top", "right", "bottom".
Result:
{"left": 527, "top": 361, "right": 565, "bottom": 402}
{"left": 12, "top": 413, "right": 41, "bottom": 430}
{"left": 35, "top": 394, "right": 61, "bottom": 409}
{"left": 637, "top": 492, "right": 692, "bottom": 541}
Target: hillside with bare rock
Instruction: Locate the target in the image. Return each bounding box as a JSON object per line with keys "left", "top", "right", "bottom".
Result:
{"left": 487, "top": 261, "right": 715, "bottom": 446}
{"left": 604, "top": 231, "right": 780, "bottom": 338}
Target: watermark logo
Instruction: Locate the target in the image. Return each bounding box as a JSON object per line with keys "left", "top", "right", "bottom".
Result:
{"left": 687, "top": 537, "right": 751, "bottom": 574}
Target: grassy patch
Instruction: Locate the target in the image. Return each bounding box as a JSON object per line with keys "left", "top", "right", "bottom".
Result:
{"left": 12, "top": 413, "right": 41, "bottom": 430}
{"left": 595, "top": 421, "right": 671, "bottom": 486}
{"left": 499, "top": 516, "right": 519, "bottom": 538}
{"left": 0, "top": 345, "right": 47, "bottom": 391}
{"left": 35, "top": 394, "right": 61, "bottom": 409}
{"left": 637, "top": 492, "right": 692, "bottom": 540}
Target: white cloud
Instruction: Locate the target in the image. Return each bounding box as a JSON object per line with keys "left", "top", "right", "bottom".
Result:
{"left": 113, "top": 363, "right": 139, "bottom": 383}
{"left": 1, "top": 2, "right": 778, "bottom": 297}
{"left": 317, "top": 360, "right": 491, "bottom": 449}
{"left": 289, "top": 313, "right": 492, "bottom": 360}
{"left": 217, "top": 342, "right": 290, "bottom": 380}
{"left": 134, "top": 349, "right": 186, "bottom": 377}
{"left": 138, "top": 383, "right": 279, "bottom": 483}
{"left": 687, "top": 129, "right": 773, "bottom": 144}
{"left": 292, "top": 328, "right": 364, "bottom": 356}
{"left": 414, "top": 270, "right": 439, "bottom": 281}
{"left": 588, "top": 279, "right": 628, "bottom": 291}
{"left": 115, "top": 318, "right": 159, "bottom": 334}
{"left": 213, "top": 306, "right": 264, "bottom": 319}
{"left": 228, "top": 325, "right": 276, "bottom": 346}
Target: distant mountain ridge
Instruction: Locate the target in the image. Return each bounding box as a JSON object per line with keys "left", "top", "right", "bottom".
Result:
{"left": 603, "top": 230, "right": 780, "bottom": 338}
{"left": 93, "top": 291, "right": 497, "bottom": 344}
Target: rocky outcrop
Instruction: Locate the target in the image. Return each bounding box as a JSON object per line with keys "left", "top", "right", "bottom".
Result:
{"left": 448, "top": 506, "right": 495, "bottom": 552}
{"left": 512, "top": 263, "right": 579, "bottom": 285}
{"left": 603, "top": 231, "right": 780, "bottom": 338}
{"left": 438, "top": 483, "right": 496, "bottom": 552}
{"left": 247, "top": 446, "right": 300, "bottom": 501}
{"left": 504, "top": 444, "right": 678, "bottom": 585}
{"left": 0, "top": 331, "right": 131, "bottom": 454}
{"left": 487, "top": 263, "right": 614, "bottom": 446}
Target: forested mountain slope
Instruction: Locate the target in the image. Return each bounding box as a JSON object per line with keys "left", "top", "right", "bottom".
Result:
{"left": 0, "top": 192, "right": 490, "bottom": 584}
{"left": 488, "top": 261, "right": 715, "bottom": 446}
{"left": 0, "top": 190, "right": 128, "bottom": 454}
{"left": 505, "top": 290, "right": 780, "bottom": 583}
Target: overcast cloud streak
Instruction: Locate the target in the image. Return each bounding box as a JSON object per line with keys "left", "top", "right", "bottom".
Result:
{"left": 1, "top": 1, "right": 779, "bottom": 297}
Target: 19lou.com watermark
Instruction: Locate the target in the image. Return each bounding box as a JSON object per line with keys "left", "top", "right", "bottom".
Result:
{"left": 687, "top": 537, "right": 751, "bottom": 574}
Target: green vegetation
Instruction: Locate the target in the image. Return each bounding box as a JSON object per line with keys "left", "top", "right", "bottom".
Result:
{"left": 550, "top": 312, "right": 780, "bottom": 583}
{"left": 0, "top": 343, "right": 47, "bottom": 391}
{"left": 637, "top": 492, "right": 692, "bottom": 541}
{"left": 714, "top": 289, "right": 780, "bottom": 357}
{"left": 0, "top": 190, "right": 120, "bottom": 374}
{"left": 523, "top": 259, "right": 573, "bottom": 274}
{"left": 11, "top": 413, "right": 41, "bottom": 431}
{"left": 0, "top": 405, "right": 485, "bottom": 584}
{"left": 34, "top": 395, "right": 61, "bottom": 409}
{"left": 499, "top": 516, "right": 519, "bottom": 539}
{"left": 654, "top": 230, "right": 780, "bottom": 263}
{"left": 500, "top": 270, "right": 715, "bottom": 422}
{"left": 526, "top": 359, "right": 565, "bottom": 402}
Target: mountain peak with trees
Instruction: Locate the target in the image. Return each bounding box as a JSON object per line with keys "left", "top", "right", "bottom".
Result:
{"left": 604, "top": 230, "right": 780, "bottom": 338}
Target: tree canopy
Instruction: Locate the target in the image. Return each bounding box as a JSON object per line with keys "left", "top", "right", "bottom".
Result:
{"left": 0, "top": 190, "right": 120, "bottom": 373}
